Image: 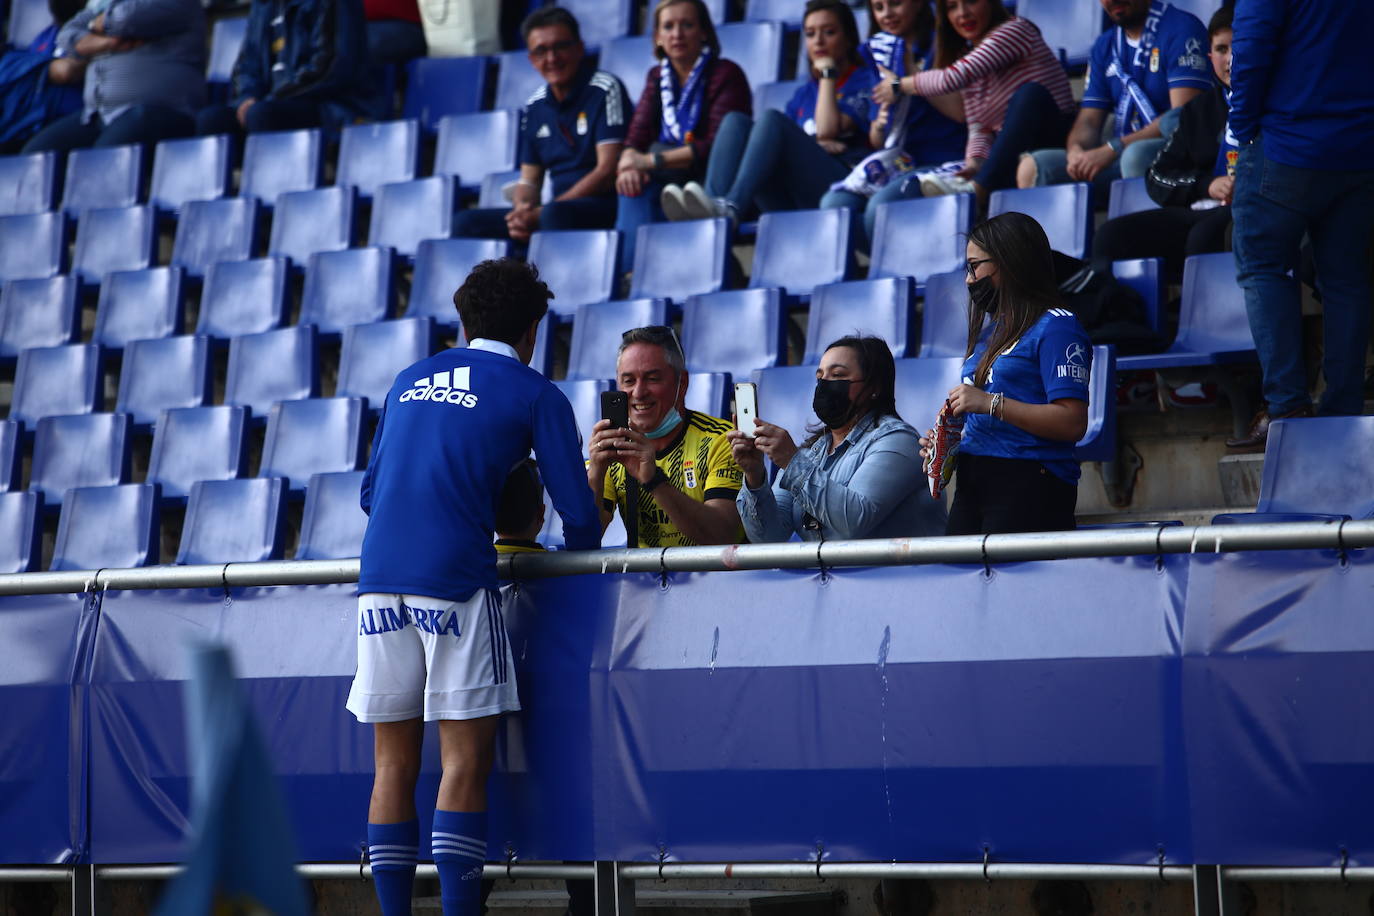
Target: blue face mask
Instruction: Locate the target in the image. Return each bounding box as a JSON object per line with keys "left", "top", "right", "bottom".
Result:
{"left": 644, "top": 407, "right": 683, "bottom": 440}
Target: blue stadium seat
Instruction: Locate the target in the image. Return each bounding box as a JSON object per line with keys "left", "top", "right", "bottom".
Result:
{"left": 267, "top": 186, "right": 355, "bottom": 267}
{"left": 893, "top": 356, "right": 966, "bottom": 435}
{"left": 529, "top": 312, "right": 557, "bottom": 377}
{"left": 72, "top": 204, "right": 155, "bottom": 286}
{"left": 494, "top": 49, "right": 545, "bottom": 112}
{"left": 224, "top": 325, "right": 319, "bottom": 418}
{"left": 299, "top": 247, "right": 395, "bottom": 336}
{"left": 1074, "top": 344, "right": 1116, "bottom": 462}
{"left": 752, "top": 364, "right": 819, "bottom": 445}
{"left": 0, "top": 211, "right": 64, "bottom": 282}
{"left": 369, "top": 176, "right": 455, "bottom": 260}
{"left": 407, "top": 238, "right": 509, "bottom": 328}
{"left": 718, "top": 21, "right": 784, "bottom": 85}
{"left": 917, "top": 269, "right": 971, "bottom": 359}
{"left": 115, "top": 335, "right": 212, "bottom": 430}
{"left": 149, "top": 135, "right": 231, "bottom": 213}
{"left": 746, "top": 0, "right": 803, "bottom": 24}
{"left": 296, "top": 470, "right": 368, "bottom": 560}
{"left": 0, "top": 151, "right": 57, "bottom": 215}
{"left": 598, "top": 36, "right": 654, "bottom": 98}
{"left": 0, "top": 419, "right": 19, "bottom": 492}
{"left": 560, "top": 0, "right": 632, "bottom": 49}
{"left": 552, "top": 378, "right": 613, "bottom": 455}
{"left": 685, "top": 370, "right": 731, "bottom": 417}
{"left": 1015, "top": 0, "right": 1102, "bottom": 68}
{"left": 29, "top": 412, "right": 131, "bottom": 505}
{"left": 259, "top": 397, "right": 365, "bottom": 493}
{"left": 239, "top": 128, "right": 323, "bottom": 206}
{"left": 336, "top": 120, "right": 420, "bottom": 200}
{"left": 1111, "top": 257, "right": 1164, "bottom": 335}
{"left": 206, "top": 15, "right": 248, "bottom": 97}
{"left": 402, "top": 56, "right": 488, "bottom": 133}
{"left": 6, "top": 0, "right": 52, "bottom": 49}
{"left": 751, "top": 208, "right": 852, "bottom": 299}
{"left": 9, "top": 343, "right": 102, "bottom": 428}
{"left": 147, "top": 405, "right": 248, "bottom": 502}
{"left": 988, "top": 183, "right": 1092, "bottom": 259}
{"left": 528, "top": 229, "right": 620, "bottom": 318}
{"left": 93, "top": 267, "right": 184, "bottom": 351}
{"left": 1167, "top": 0, "right": 1221, "bottom": 26}
{"left": 566, "top": 298, "right": 671, "bottom": 381}
{"left": 337, "top": 317, "right": 436, "bottom": 410}
{"left": 0, "top": 491, "right": 41, "bottom": 574}
{"left": 170, "top": 197, "right": 260, "bottom": 279}
{"left": 681, "top": 287, "right": 785, "bottom": 380}
{"left": 870, "top": 193, "right": 976, "bottom": 291}
{"left": 478, "top": 170, "right": 520, "bottom": 209}
{"left": 1213, "top": 417, "right": 1374, "bottom": 523}
{"left": 0, "top": 275, "right": 79, "bottom": 361}
{"left": 61, "top": 145, "right": 141, "bottom": 216}
{"left": 804, "top": 277, "right": 914, "bottom": 363}
{"left": 178, "top": 477, "right": 288, "bottom": 564}
{"left": 630, "top": 218, "right": 730, "bottom": 302}
{"left": 433, "top": 110, "right": 519, "bottom": 189}
{"left": 1116, "top": 252, "right": 1254, "bottom": 371}
{"left": 51, "top": 483, "right": 159, "bottom": 570}
{"left": 197, "top": 257, "right": 288, "bottom": 341}
{"left": 1107, "top": 177, "right": 1159, "bottom": 220}
{"left": 754, "top": 79, "right": 804, "bottom": 115}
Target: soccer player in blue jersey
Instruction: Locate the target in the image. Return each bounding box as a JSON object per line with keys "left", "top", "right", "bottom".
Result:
{"left": 346, "top": 258, "right": 601, "bottom": 916}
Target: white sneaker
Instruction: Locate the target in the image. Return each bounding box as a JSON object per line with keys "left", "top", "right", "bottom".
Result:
{"left": 660, "top": 184, "right": 692, "bottom": 222}
{"left": 680, "top": 181, "right": 723, "bottom": 219}
{"left": 919, "top": 172, "right": 976, "bottom": 197}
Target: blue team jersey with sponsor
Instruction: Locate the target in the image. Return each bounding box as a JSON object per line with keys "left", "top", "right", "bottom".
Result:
{"left": 959, "top": 309, "right": 1092, "bottom": 483}
{"left": 359, "top": 345, "right": 601, "bottom": 602}
{"left": 518, "top": 65, "right": 632, "bottom": 198}
{"left": 1082, "top": 2, "right": 1212, "bottom": 136}
{"left": 784, "top": 64, "right": 879, "bottom": 153}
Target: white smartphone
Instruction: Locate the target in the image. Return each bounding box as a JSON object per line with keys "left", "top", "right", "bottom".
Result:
{"left": 734, "top": 382, "right": 759, "bottom": 438}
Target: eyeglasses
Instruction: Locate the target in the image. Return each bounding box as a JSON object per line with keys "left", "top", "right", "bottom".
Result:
{"left": 528, "top": 38, "right": 577, "bottom": 59}
{"left": 965, "top": 257, "right": 993, "bottom": 277}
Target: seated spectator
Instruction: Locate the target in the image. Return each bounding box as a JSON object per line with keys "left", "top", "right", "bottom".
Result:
{"left": 614, "top": 0, "right": 750, "bottom": 273}
{"left": 194, "top": 0, "right": 371, "bottom": 136}
{"left": 22, "top": 0, "right": 205, "bottom": 152}
{"left": 920, "top": 212, "right": 1091, "bottom": 534}
{"left": 493, "top": 458, "right": 547, "bottom": 554}
{"left": 1017, "top": 0, "right": 1210, "bottom": 193}
{"left": 730, "top": 335, "right": 946, "bottom": 542}
{"left": 365, "top": 0, "right": 425, "bottom": 67}
{"left": 1090, "top": 7, "right": 1235, "bottom": 282}
{"left": 586, "top": 325, "right": 745, "bottom": 548}
{"left": 0, "top": 0, "right": 85, "bottom": 153}
{"left": 454, "top": 6, "right": 630, "bottom": 243}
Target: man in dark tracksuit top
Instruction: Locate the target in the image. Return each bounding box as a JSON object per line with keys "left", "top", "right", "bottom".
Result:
{"left": 346, "top": 259, "right": 601, "bottom": 916}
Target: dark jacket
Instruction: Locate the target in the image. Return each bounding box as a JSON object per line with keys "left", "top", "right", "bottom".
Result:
{"left": 1145, "top": 84, "right": 1227, "bottom": 208}
{"left": 232, "top": 0, "right": 370, "bottom": 125}
{"left": 625, "top": 56, "right": 751, "bottom": 178}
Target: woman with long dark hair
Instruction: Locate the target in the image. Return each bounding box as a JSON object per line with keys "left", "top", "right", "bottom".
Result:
{"left": 729, "top": 335, "right": 946, "bottom": 541}
{"left": 924, "top": 212, "right": 1092, "bottom": 534}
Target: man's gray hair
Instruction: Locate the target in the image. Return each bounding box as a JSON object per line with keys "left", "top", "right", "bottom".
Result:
{"left": 617, "top": 325, "right": 686, "bottom": 374}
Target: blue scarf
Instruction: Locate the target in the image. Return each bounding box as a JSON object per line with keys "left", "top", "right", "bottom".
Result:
{"left": 659, "top": 47, "right": 712, "bottom": 144}
{"left": 863, "top": 31, "right": 913, "bottom": 149}
{"left": 1106, "top": 0, "right": 1166, "bottom": 135}
{"left": 1215, "top": 87, "right": 1238, "bottom": 177}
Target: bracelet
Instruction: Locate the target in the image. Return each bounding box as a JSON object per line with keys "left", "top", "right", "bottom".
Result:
{"left": 1107, "top": 136, "right": 1125, "bottom": 155}
{"left": 819, "top": 66, "right": 838, "bottom": 80}
{"left": 652, "top": 151, "right": 665, "bottom": 171}
{"left": 642, "top": 467, "right": 670, "bottom": 493}
{"left": 989, "top": 392, "right": 1004, "bottom": 420}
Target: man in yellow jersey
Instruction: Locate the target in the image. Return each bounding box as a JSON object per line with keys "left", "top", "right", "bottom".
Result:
{"left": 586, "top": 326, "right": 744, "bottom": 547}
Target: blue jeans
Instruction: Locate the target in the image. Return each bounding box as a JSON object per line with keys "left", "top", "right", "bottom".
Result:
{"left": 196, "top": 97, "right": 325, "bottom": 136}
{"left": 706, "top": 110, "right": 851, "bottom": 214}
{"left": 1024, "top": 105, "right": 1182, "bottom": 186}
{"left": 22, "top": 105, "right": 195, "bottom": 152}
{"left": 975, "top": 81, "right": 1076, "bottom": 192}
{"left": 616, "top": 180, "right": 667, "bottom": 275}
{"left": 453, "top": 195, "right": 618, "bottom": 239}
{"left": 1232, "top": 137, "right": 1374, "bottom": 416}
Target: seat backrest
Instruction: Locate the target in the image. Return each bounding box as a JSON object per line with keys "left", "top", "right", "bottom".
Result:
{"left": 718, "top": 20, "right": 783, "bottom": 85}
{"left": 598, "top": 36, "right": 654, "bottom": 99}
{"left": 1015, "top": 0, "right": 1102, "bottom": 66}
{"left": 72, "top": 204, "right": 155, "bottom": 285}
{"left": 6, "top": 0, "right": 52, "bottom": 49}
{"left": 1173, "top": 251, "right": 1254, "bottom": 356}
{"left": 433, "top": 110, "right": 519, "bottom": 187}
{"left": 751, "top": 208, "right": 852, "bottom": 297}
{"left": 402, "top": 56, "right": 488, "bottom": 132}
{"left": 207, "top": 15, "right": 248, "bottom": 85}
{"left": 260, "top": 397, "right": 365, "bottom": 493}
{"left": 224, "top": 325, "right": 319, "bottom": 418}
{"left": 268, "top": 186, "right": 356, "bottom": 266}
{"left": 0, "top": 151, "right": 57, "bottom": 216}
{"left": 149, "top": 135, "right": 231, "bottom": 213}
{"left": 988, "top": 184, "right": 1092, "bottom": 259}
{"left": 92, "top": 267, "right": 184, "bottom": 351}
{"left": 917, "top": 269, "right": 969, "bottom": 359}
{"left": 478, "top": 170, "right": 520, "bottom": 209}
{"left": 527, "top": 229, "right": 620, "bottom": 316}
{"left": 296, "top": 470, "right": 369, "bottom": 560}
{"left": 529, "top": 312, "right": 556, "bottom": 377}
{"left": 30, "top": 412, "right": 131, "bottom": 504}
{"left": 630, "top": 218, "right": 729, "bottom": 301}
{"left": 408, "top": 238, "right": 509, "bottom": 327}
{"left": 299, "top": 247, "right": 395, "bottom": 335}
{"left": 1107, "top": 177, "right": 1159, "bottom": 220}
{"left": 338, "top": 317, "right": 436, "bottom": 409}
{"left": 51, "top": 483, "right": 159, "bottom": 570}
{"left": 1111, "top": 257, "right": 1164, "bottom": 334}
{"left": 0, "top": 419, "right": 19, "bottom": 492}
{"left": 147, "top": 405, "right": 249, "bottom": 501}
{"left": 681, "top": 287, "right": 785, "bottom": 380}
{"left": 178, "top": 477, "right": 288, "bottom": 564}
{"left": 170, "top": 197, "right": 260, "bottom": 279}
{"left": 752, "top": 365, "right": 820, "bottom": 446}
{"left": 552, "top": 379, "right": 613, "bottom": 455}
{"left": 560, "top": 0, "right": 632, "bottom": 48}
{"left": 567, "top": 299, "right": 671, "bottom": 381}
{"left": 870, "top": 193, "right": 975, "bottom": 288}
{"left": 494, "top": 49, "right": 546, "bottom": 112}
{"left": 240, "top": 128, "right": 323, "bottom": 205}
{"left": 754, "top": 78, "right": 804, "bottom": 116}
{"left": 1258, "top": 417, "right": 1374, "bottom": 517}
{"left": 369, "top": 176, "right": 455, "bottom": 259}
{"left": 1073, "top": 344, "right": 1116, "bottom": 462}
{"left": 684, "top": 370, "right": 731, "bottom": 418}
{"left": 893, "top": 357, "right": 966, "bottom": 434}
{"left": 116, "top": 335, "right": 213, "bottom": 428}
{"left": 61, "top": 145, "right": 141, "bottom": 216}
{"left": 197, "top": 258, "right": 289, "bottom": 341}
{"left": 10, "top": 342, "right": 102, "bottom": 427}
{"left": 0, "top": 275, "right": 79, "bottom": 359}
{"left": 805, "top": 276, "right": 914, "bottom": 363}
{"left": 0, "top": 491, "right": 41, "bottom": 573}
{"left": 0, "top": 211, "right": 64, "bottom": 282}
{"left": 336, "top": 119, "right": 420, "bottom": 199}
{"left": 746, "top": 0, "right": 803, "bottom": 23}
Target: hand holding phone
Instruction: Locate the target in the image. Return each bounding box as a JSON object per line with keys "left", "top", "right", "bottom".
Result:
{"left": 734, "top": 382, "right": 759, "bottom": 438}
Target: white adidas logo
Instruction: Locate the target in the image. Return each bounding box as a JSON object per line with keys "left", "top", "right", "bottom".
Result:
{"left": 398, "top": 366, "right": 479, "bottom": 408}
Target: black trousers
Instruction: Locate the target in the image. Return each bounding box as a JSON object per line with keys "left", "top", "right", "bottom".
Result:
{"left": 1090, "top": 205, "right": 1233, "bottom": 282}
{"left": 946, "top": 453, "right": 1078, "bottom": 536}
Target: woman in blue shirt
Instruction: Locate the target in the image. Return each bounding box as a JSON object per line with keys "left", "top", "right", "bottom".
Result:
{"left": 730, "top": 335, "right": 946, "bottom": 541}
{"left": 923, "top": 212, "right": 1091, "bottom": 535}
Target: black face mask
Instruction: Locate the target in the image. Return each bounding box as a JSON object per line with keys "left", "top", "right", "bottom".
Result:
{"left": 969, "top": 275, "right": 998, "bottom": 315}
{"left": 813, "top": 377, "right": 856, "bottom": 429}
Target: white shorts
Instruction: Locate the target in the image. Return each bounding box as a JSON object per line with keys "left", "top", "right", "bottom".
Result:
{"left": 345, "top": 590, "right": 520, "bottom": 723}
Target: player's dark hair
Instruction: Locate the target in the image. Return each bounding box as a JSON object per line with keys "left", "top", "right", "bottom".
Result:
{"left": 1207, "top": 5, "right": 1233, "bottom": 37}
{"left": 802, "top": 334, "right": 900, "bottom": 447}
{"left": 454, "top": 259, "right": 552, "bottom": 345}
{"left": 934, "top": 0, "right": 1010, "bottom": 69}
{"left": 522, "top": 5, "right": 582, "bottom": 43}
{"left": 806, "top": 0, "right": 863, "bottom": 69}
{"left": 495, "top": 459, "right": 544, "bottom": 536}
{"left": 963, "top": 212, "right": 1061, "bottom": 388}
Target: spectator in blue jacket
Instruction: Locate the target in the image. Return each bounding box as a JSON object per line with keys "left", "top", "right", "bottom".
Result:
{"left": 0, "top": 0, "right": 85, "bottom": 153}
{"left": 1226, "top": 0, "right": 1374, "bottom": 449}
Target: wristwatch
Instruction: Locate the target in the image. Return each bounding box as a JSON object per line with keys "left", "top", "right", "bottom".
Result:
{"left": 642, "top": 468, "right": 670, "bottom": 493}
{"left": 652, "top": 151, "right": 665, "bottom": 171}
{"left": 819, "top": 66, "right": 838, "bottom": 80}
{"left": 890, "top": 76, "right": 902, "bottom": 96}
{"left": 1107, "top": 136, "right": 1125, "bottom": 155}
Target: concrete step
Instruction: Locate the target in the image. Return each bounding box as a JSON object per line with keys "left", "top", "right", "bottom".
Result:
{"left": 1218, "top": 452, "right": 1265, "bottom": 509}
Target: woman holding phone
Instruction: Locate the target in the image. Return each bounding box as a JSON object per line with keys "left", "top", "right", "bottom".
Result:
{"left": 729, "top": 335, "right": 945, "bottom": 542}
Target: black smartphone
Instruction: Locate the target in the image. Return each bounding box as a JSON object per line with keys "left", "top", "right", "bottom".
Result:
{"left": 601, "top": 390, "right": 628, "bottom": 430}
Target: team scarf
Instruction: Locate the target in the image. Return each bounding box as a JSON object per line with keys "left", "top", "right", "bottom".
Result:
{"left": 659, "top": 46, "right": 712, "bottom": 144}
{"left": 863, "top": 31, "right": 913, "bottom": 149}
{"left": 1106, "top": 0, "right": 1167, "bottom": 135}
{"left": 1216, "top": 87, "right": 1238, "bottom": 177}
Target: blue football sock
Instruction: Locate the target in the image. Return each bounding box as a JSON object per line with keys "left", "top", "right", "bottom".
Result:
{"left": 367, "top": 819, "right": 419, "bottom": 916}
{"left": 432, "top": 809, "right": 488, "bottom": 916}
